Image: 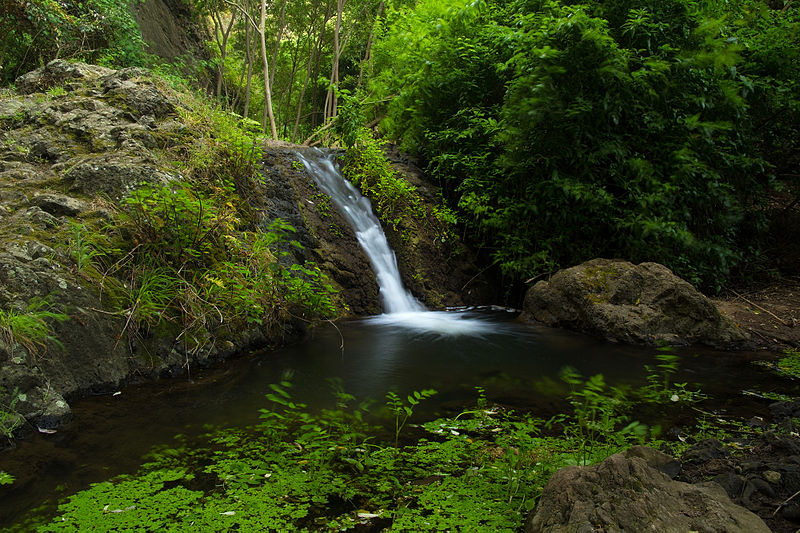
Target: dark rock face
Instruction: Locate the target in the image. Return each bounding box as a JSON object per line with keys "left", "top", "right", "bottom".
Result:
{"left": 526, "top": 446, "right": 770, "bottom": 533}
{"left": 1, "top": 61, "right": 472, "bottom": 432}
{"left": 376, "top": 144, "right": 496, "bottom": 308}
{"left": 133, "top": 0, "right": 209, "bottom": 61}
{"left": 256, "top": 147, "right": 380, "bottom": 316}
{"left": 0, "top": 62, "right": 370, "bottom": 432}
{"left": 520, "top": 258, "right": 748, "bottom": 347}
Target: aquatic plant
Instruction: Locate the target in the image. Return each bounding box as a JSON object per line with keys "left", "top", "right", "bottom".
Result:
{"left": 24, "top": 372, "right": 685, "bottom": 531}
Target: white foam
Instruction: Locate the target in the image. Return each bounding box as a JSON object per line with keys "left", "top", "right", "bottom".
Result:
{"left": 364, "top": 311, "right": 501, "bottom": 337}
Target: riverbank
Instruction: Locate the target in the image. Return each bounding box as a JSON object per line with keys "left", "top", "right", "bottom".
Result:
{"left": 713, "top": 280, "right": 800, "bottom": 351}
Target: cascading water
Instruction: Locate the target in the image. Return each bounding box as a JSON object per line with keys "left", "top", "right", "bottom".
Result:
{"left": 295, "top": 148, "right": 498, "bottom": 335}
{"left": 295, "top": 148, "right": 424, "bottom": 313}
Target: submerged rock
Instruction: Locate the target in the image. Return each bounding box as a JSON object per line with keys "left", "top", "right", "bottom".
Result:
{"left": 520, "top": 258, "right": 748, "bottom": 347}
{"left": 526, "top": 446, "right": 770, "bottom": 533}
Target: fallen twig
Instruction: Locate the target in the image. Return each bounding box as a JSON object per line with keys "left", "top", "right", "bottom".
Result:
{"left": 327, "top": 319, "right": 345, "bottom": 360}
{"left": 774, "top": 488, "right": 800, "bottom": 517}
{"left": 731, "top": 289, "right": 794, "bottom": 327}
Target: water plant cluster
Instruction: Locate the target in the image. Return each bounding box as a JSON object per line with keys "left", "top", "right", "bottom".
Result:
{"left": 7, "top": 354, "right": 752, "bottom": 531}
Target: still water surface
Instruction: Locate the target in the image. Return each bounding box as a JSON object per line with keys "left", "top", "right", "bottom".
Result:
{"left": 0, "top": 310, "right": 789, "bottom": 526}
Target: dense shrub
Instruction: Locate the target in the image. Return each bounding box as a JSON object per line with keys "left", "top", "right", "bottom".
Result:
{"left": 371, "top": 0, "right": 799, "bottom": 292}
{"left": 0, "top": 0, "right": 146, "bottom": 85}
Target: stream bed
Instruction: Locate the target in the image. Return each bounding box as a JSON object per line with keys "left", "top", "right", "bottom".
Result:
{"left": 0, "top": 310, "right": 793, "bottom": 527}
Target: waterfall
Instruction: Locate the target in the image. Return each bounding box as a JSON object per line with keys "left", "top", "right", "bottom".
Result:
{"left": 294, "top": 148, "right": 425, "bottom": 314}
{"left": 295, "top": 148, "right": 499, "bottom": 336}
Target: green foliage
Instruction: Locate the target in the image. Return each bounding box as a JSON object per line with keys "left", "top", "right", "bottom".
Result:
{"left": 774, "top": 348, "right": 800, "bottom": 380}
{"left": 24, "top": 353, "right": 731, "bottom": 531}
{"left": 0, "top": 387, "right": 23, "bottom": 442}
{"left": 0, "top": 298, "right": 68, "bottom": 359}
{"left": 342, "top": 129, "right": 425, "bottom": 231}
{"left": 370, "top": 0, "right": 798, "bottom": 291}
{"left": 98, "top": 96, "right": 344, "bottom": 347}
{"left": 384, "top": 388, "right": 437, "bottom": 447}
{"left": 29, "top": 384, "right": 553, "bottom": 531}
{"left": 120, "top": 182, "right": 236, "bottom": 268}
{"left": 638, "top": 349, "right": 706, "bottom": 404}
{"left": 0, "top": 471, "right": 14, "bottom": 485}
{"left": 335, "top": 90, "right": 367, "bottom": 149}
{"left": 557, "top": 367, "right": 647, "bottom": 465}
{"left": 68, "top": 223, "right": 109, "bottom": 273}
{"left": 0, "top": 0, "right": 147, "bottom": 84}
{"left": 341, "top": 127, "right": 457, "bottom": 248}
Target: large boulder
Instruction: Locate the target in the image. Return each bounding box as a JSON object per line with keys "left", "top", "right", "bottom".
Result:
{"left": 520, "top": 258, "right": 747, "bottom": 347}
{"left": 526, "top": 446, "right": 770, "bottom": 533}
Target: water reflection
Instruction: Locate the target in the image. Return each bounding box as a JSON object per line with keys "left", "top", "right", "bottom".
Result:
{"left": 0, "top": 312, "right": 791, "bottom": 527}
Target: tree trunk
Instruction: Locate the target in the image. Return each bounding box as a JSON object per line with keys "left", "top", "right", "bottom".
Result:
{"left": 357, "top": 0, "right": 383, "bottom": 89}
{"left": 259, "top": 0, "right": 278, "bottom": 138}
{"left": 294, "top": 3, "right": 332, "bottom": 141}
{"left": 243, "top": 15, "right": 254, "bottom": 119}
{"left": 269, "top": 0, "right": 288, "bottom": 89}
{"left": 212, "top": 10, "right": 237, "bottom": 100}
{"left": 324, "top": 0, "right": 346, "bottom": 123}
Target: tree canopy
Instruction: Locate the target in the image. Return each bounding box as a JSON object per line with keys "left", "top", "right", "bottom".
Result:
{"left": 368, "top": 0, "right": 799, "bottom": 292}
{"left": 2, "top": 0, "right": 797, "bottom": 293}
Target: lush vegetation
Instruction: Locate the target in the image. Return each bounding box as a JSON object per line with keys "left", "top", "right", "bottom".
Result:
{"left": 366, "top": 0, "right": 799, "bottom": 292}
{"left": 1, "top": 1, "right": 798, "bottom": 528}
{"left": 67, "top": 92, "right": 344, "bottom": 353}
{"left": 12, "top": 355, "right": 739, "bottom": 531}
{"left": 0, "top": 0, "right": 147, "bottom": 84}
{"left": 340, "top": 123, "right": 458, "bottom": 247}
{"left": 3, "top": 0, "right": 797, "bottom": 293}
{"left": 0, "top": 298, "right": 67, "bottom": 360}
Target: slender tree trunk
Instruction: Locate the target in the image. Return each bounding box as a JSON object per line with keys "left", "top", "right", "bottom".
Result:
{"left": 212, "top": 10, "right": 237, "bottom": 99}
{"left": 243, "top": 18, "right": 254, "bottom": 119}
{"left": 296, "top": 2, "right": 332, "bottom": 139}
{"left": 280, "top": 31, "right": 304, "bottom": 135}
{"left": 269, "top": 0, "right": 288, "bottom": 89}
{"left": 310, "top": 2, "right": 333, "bottom": 130}
{"left": 259, "top": 0, "right": 278, "bottom": 138}
{"left": 324, "top": 0, "right": 345, "bottom": 123}
{"left": 357, "top": 0, "right": 383, "bottom": 89}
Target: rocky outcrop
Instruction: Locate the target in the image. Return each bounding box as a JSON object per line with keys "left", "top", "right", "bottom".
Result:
{"left": 0, "top": 61, "right": 215, "bottom": 431}
{"left": 0, "top": 61, "right": 380, "bottom": 433}
{"left": 520, "top": 258, "right": 748, "bottom": 347}
{"left": 0, "top": 60, "right": 482, "bottom": 434}
{"left": 526, "top": 446, "right": 770, "bottom": 533}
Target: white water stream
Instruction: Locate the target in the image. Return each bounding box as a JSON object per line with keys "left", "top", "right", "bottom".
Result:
{"left": 295, "top": 149, "right": 497, "bottom": 335}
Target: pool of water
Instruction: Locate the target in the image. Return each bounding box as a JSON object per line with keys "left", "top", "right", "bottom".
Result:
{"left": 0, "top": 310, "right": 792, "bottom": 527}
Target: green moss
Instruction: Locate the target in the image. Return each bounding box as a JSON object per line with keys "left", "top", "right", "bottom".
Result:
{"left": 581, "top": 265, "right": 621, "bottom": 295}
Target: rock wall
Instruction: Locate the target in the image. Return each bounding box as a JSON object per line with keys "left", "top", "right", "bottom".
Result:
{"left": 0, "top": 61, "right": 390, "bottom": 433}
{"left": 133, "top": 0, "right": 209, "bottom": 62}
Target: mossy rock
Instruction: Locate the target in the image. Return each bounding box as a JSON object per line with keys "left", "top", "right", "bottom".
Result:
{"left": 521, "top": 258, "right": 749, "bottom": 348}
